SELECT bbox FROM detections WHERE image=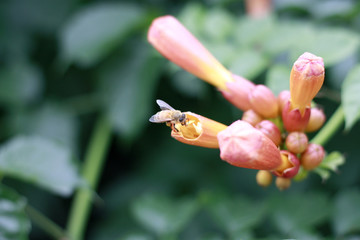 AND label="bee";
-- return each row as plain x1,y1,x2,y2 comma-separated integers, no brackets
149,99,187,131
